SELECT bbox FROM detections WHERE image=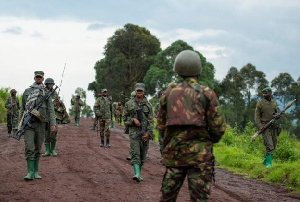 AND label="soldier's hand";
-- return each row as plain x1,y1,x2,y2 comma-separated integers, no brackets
142,133,149,142
273,113,280,119
132,118,141,127
50,125,56,132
